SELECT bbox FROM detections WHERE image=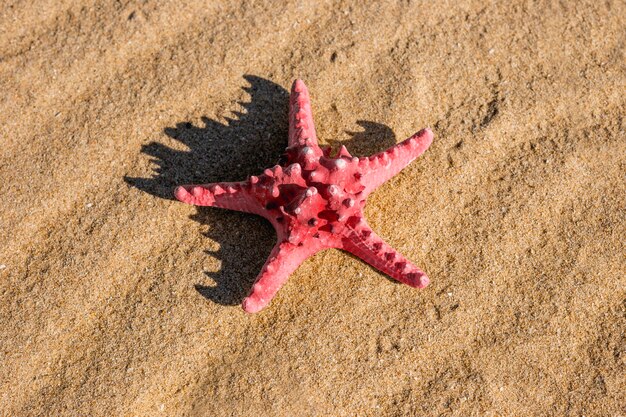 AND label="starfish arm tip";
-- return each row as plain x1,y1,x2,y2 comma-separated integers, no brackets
288,79,318,148
358,126,433,195
402,127,433,153
414,127,434,145
174,184,219,206
291,78,306,92
242,296,266,313
174,185,192,203
403,271,430,288
241,241,320,313
341,225,430,289
174,182,263,213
